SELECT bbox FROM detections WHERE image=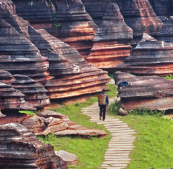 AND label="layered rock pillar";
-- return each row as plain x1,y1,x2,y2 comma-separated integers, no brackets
82,0,163,47
86,3,133,72
115,33,173,76
27,27,110,99
13,0,98,59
